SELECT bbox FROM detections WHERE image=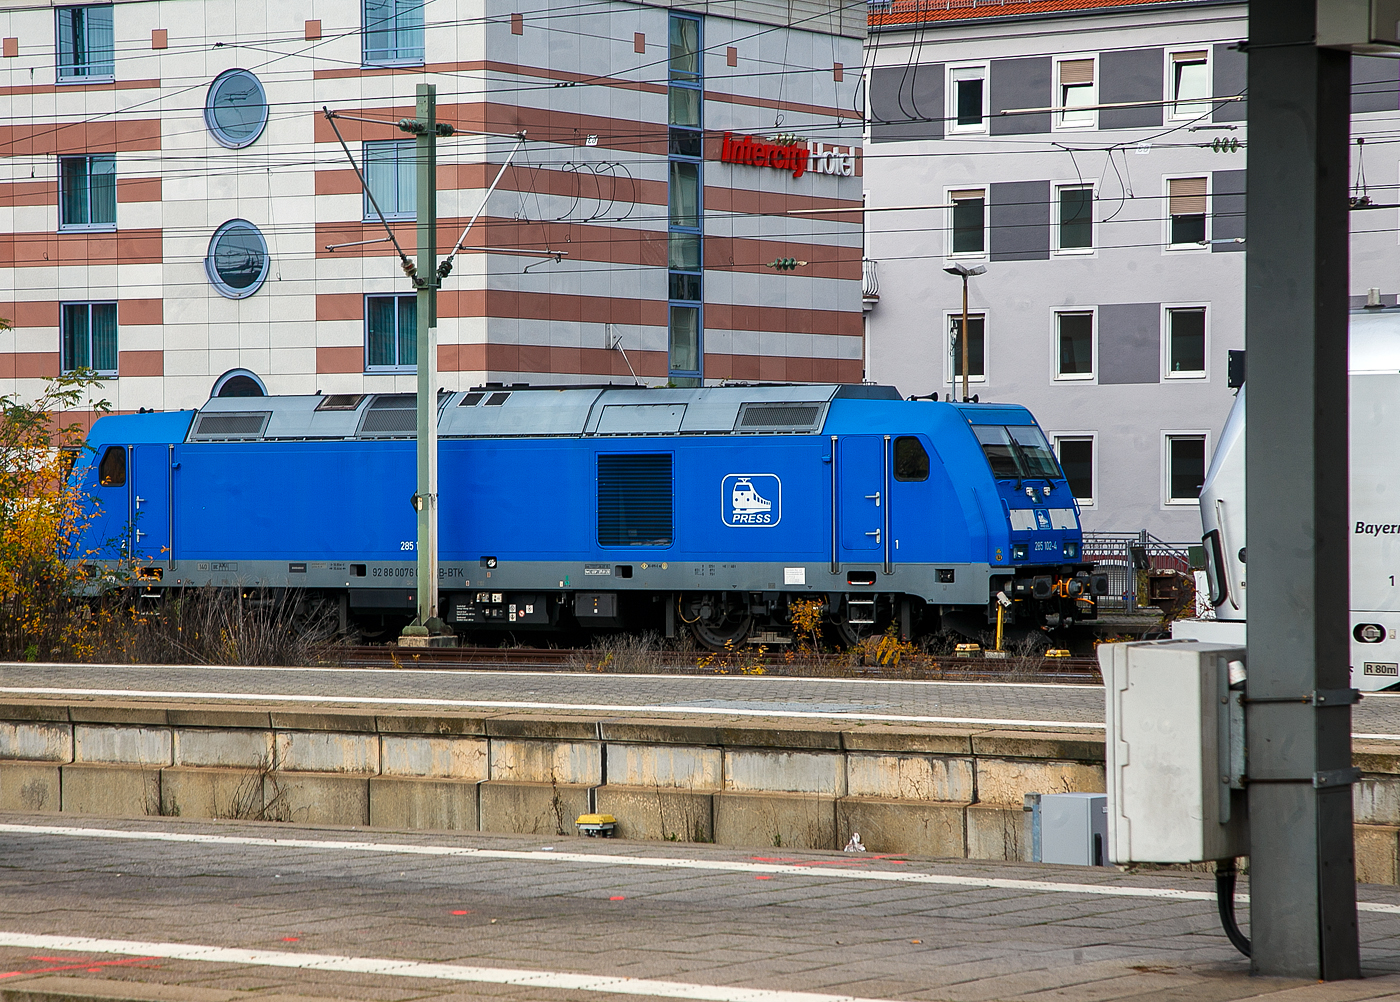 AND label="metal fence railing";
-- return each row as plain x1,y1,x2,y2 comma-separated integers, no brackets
1083,531,1197,614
